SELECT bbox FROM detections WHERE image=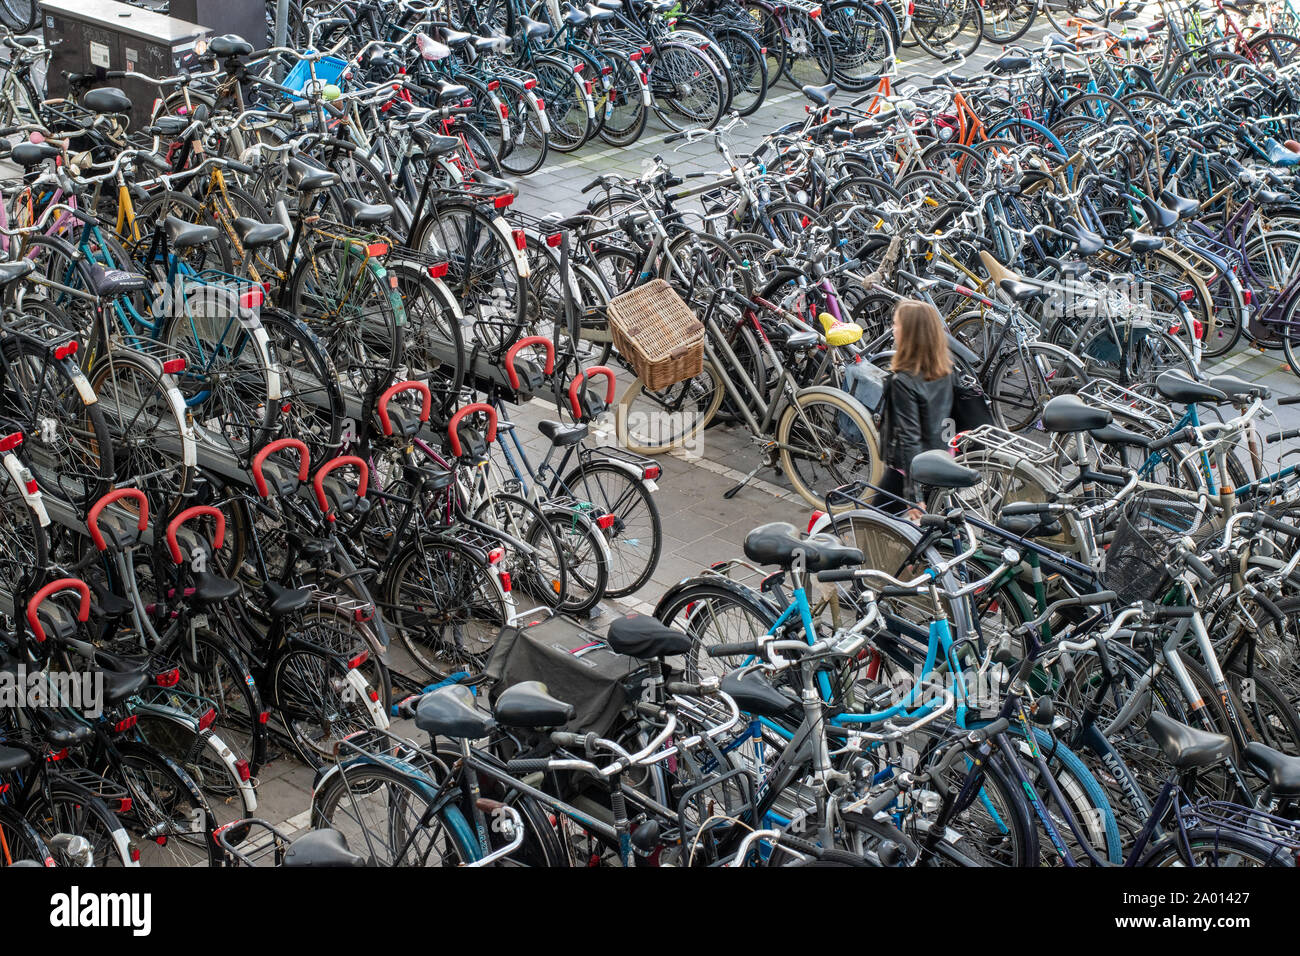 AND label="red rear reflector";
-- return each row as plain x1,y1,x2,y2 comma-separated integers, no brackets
198,708,216,731
0,432,21,452
24,479,37,494
807,509,826,532
488,547,504,565
643,464,660,480
512,228,527,250
48,748,67,761
500,103,509,118
495,193,515,208
368,689,380,702
366,242,389,257
347,650,369,670
1243,289,1253,304
114,715,138,733
547,232,562,247
809,5,821,14
239,288,263,309
629,51,641,61
488,80,500,90
428,262,449,278
156,667,180,687
130,847,141,862
524,78,537,89
259,710,270,724
500,572,512,592
236,759,251,782
596,513,615,530
161,358,186,375
54,341,77,360
1179,288,1195,302
1192,318,1204,339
